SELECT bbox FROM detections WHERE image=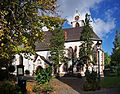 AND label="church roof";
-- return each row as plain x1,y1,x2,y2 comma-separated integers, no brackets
35,27,101,51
